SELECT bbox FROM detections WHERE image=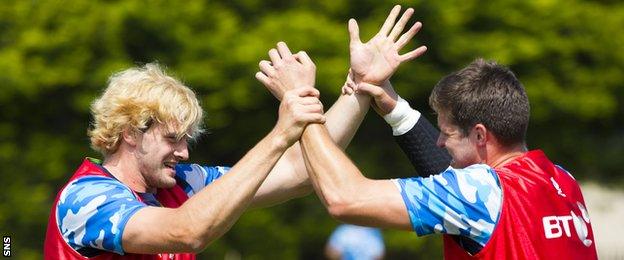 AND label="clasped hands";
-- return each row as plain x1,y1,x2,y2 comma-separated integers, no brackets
255,5,427,145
